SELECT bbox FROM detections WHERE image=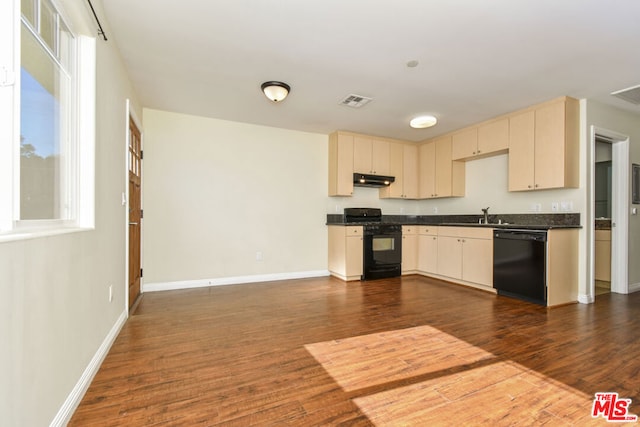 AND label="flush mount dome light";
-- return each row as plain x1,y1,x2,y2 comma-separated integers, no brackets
261,81,291,102
410,115,438,129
